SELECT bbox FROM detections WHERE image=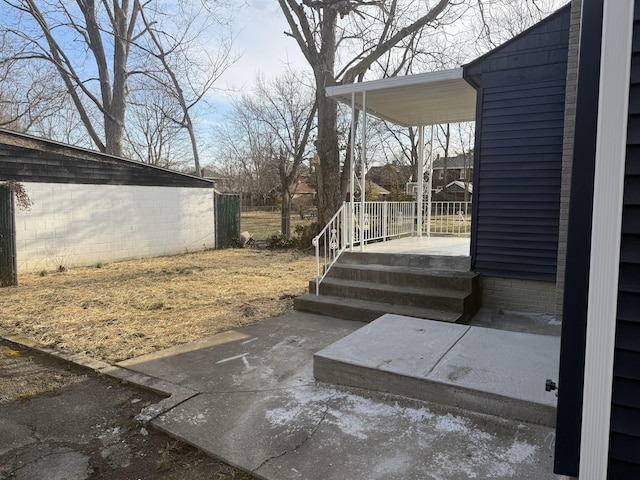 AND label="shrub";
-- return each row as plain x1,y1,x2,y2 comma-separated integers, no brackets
265,233,299,249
